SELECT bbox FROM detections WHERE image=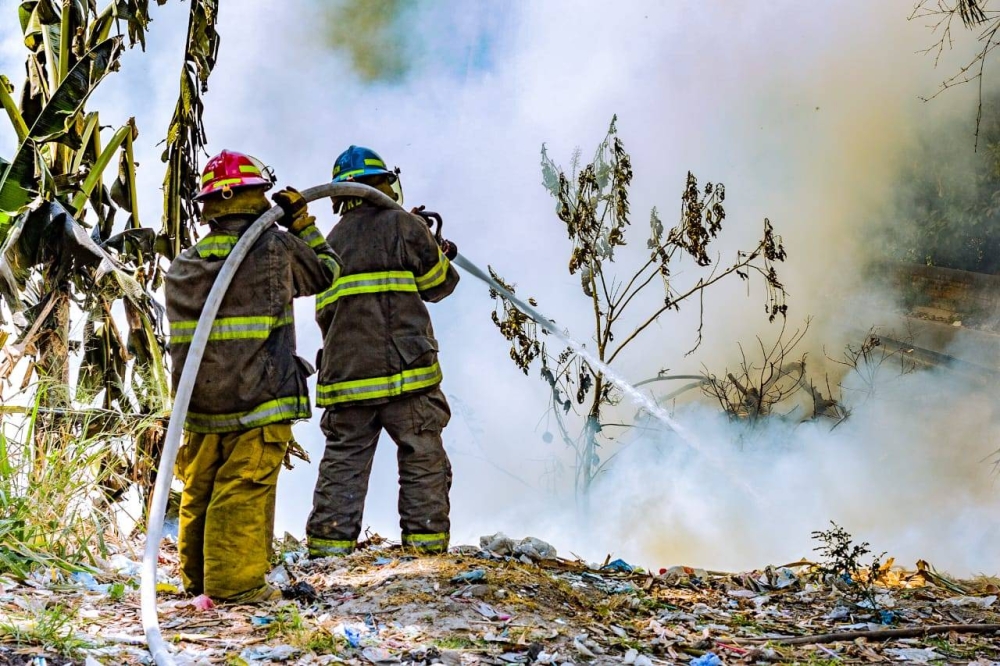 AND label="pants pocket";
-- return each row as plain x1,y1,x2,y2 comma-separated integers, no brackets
236,428,289,485
412,389,452,433
174,433,202,484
